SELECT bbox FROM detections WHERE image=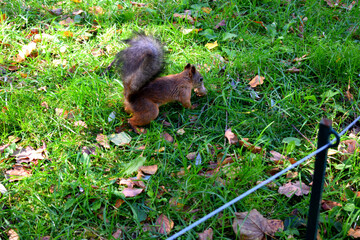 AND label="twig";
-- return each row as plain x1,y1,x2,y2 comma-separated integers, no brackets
292,124,315,149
